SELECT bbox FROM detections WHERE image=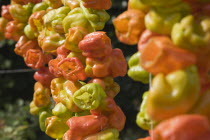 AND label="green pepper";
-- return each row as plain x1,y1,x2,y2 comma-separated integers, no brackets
62,4,110,33
172,15,210,51
146,66,200,121
128,52,149,84
136,92,157,130
73,83,107,110
145,2,190,34
39,111,52,131
52,103,73,118
32,2,49,13
24,24,36,39
83,128,120,140
9,3,34,23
